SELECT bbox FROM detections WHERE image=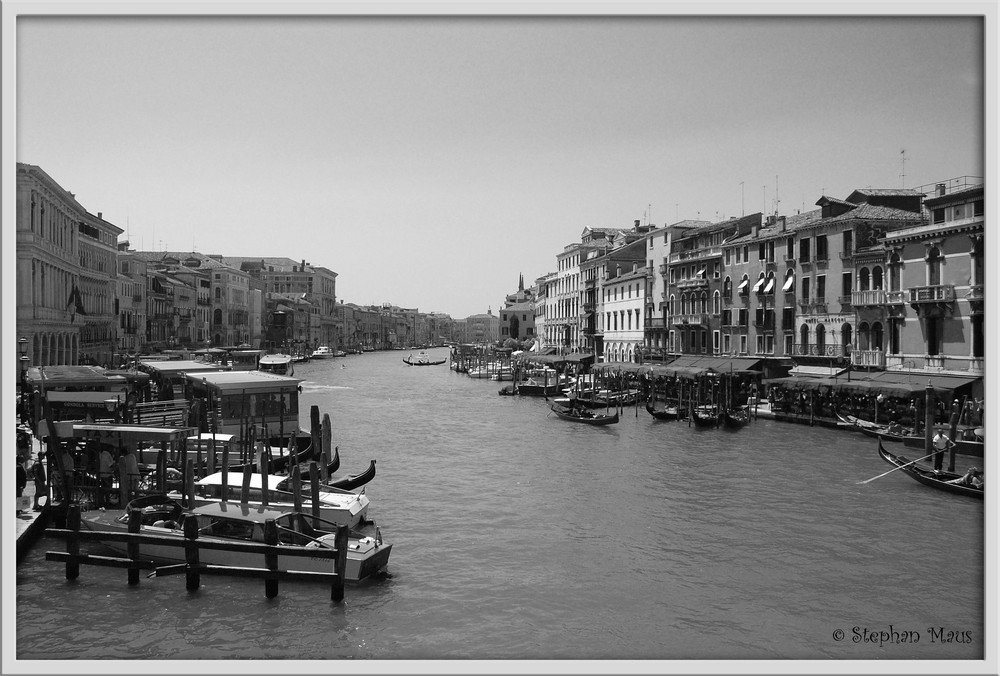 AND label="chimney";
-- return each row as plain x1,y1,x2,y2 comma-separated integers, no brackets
778,215,787,232
634,219,640,228
936,183,946,197
97,212,102,220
